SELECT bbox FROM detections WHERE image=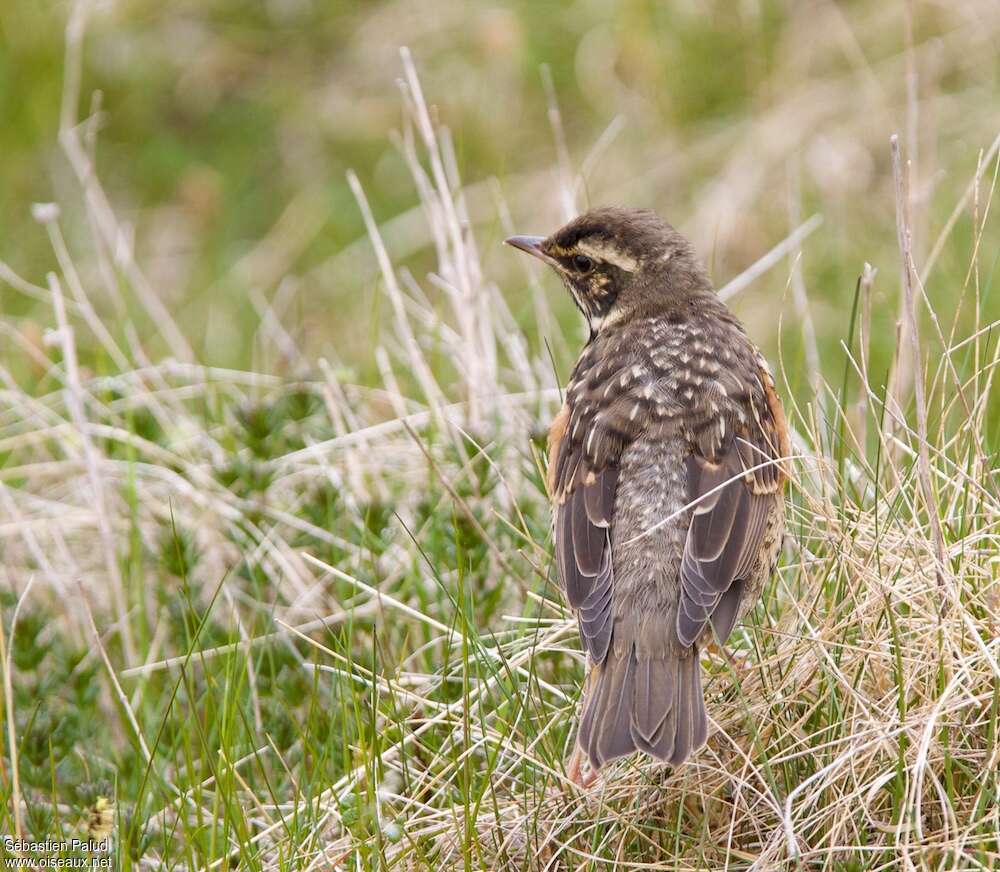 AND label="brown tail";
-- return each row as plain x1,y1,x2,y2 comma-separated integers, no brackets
576,644,708,771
